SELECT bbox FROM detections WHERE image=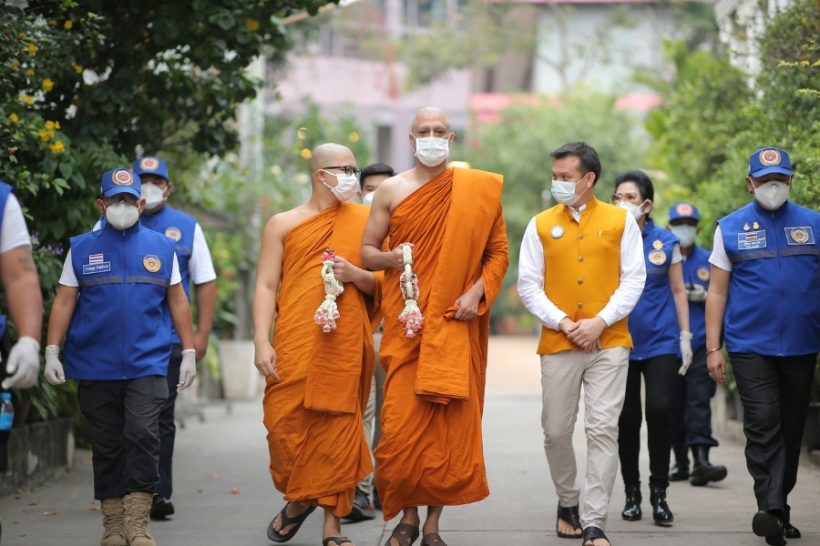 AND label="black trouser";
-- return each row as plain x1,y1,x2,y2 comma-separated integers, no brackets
78,375,168,500
619,353,679,489
730,352,817,514
157,344,182,499
0,332,12,474
671,347,719,448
